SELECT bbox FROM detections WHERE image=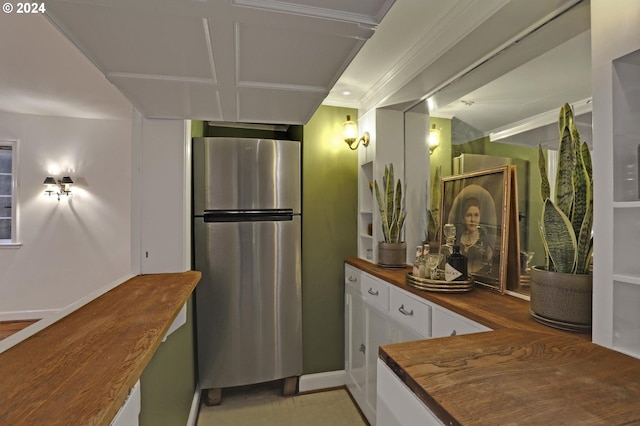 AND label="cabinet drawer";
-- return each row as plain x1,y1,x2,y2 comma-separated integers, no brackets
345,265,360,288
362,274,389,311
432,306,491,338
389,288,430,337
